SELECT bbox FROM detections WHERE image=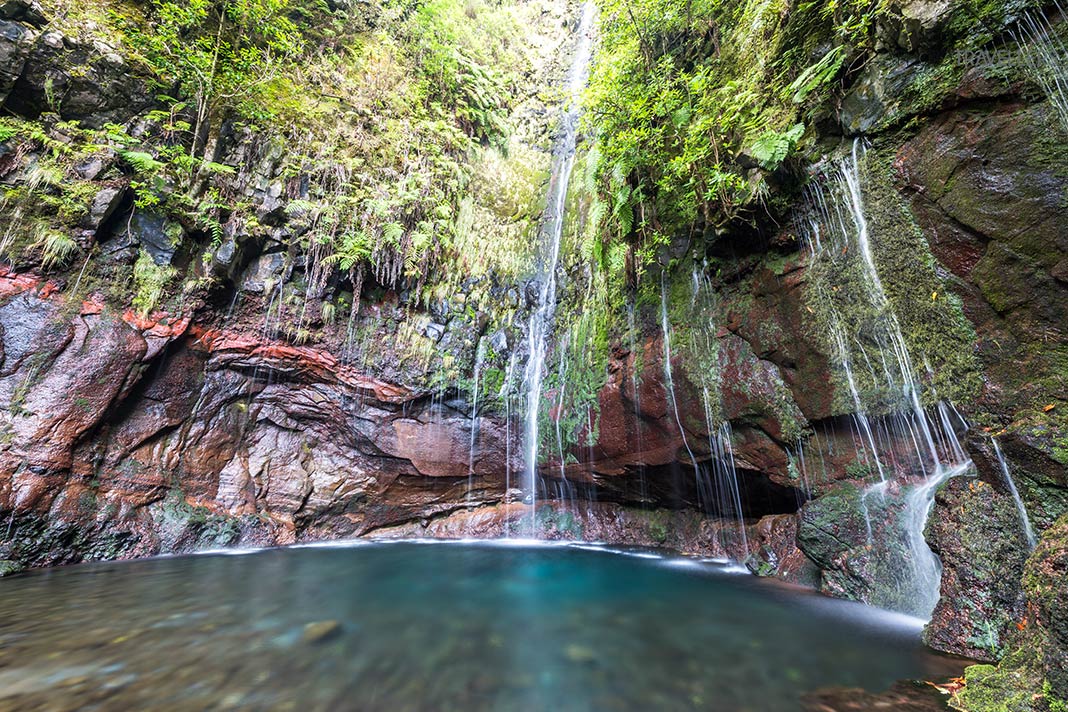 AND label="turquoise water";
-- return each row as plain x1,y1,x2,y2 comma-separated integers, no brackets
0,542,959,711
